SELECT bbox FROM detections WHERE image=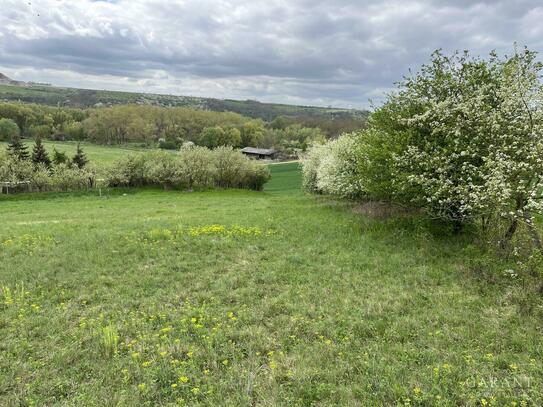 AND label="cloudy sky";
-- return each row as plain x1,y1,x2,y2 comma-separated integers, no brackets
1,0,542,108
